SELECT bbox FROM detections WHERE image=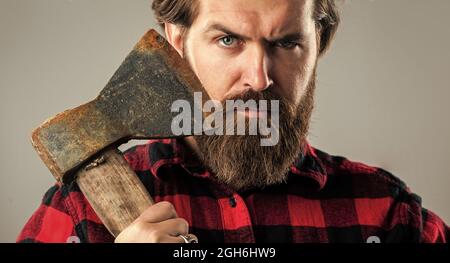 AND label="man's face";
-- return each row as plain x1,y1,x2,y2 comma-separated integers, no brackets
184,0,318,107
167,0,319,191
